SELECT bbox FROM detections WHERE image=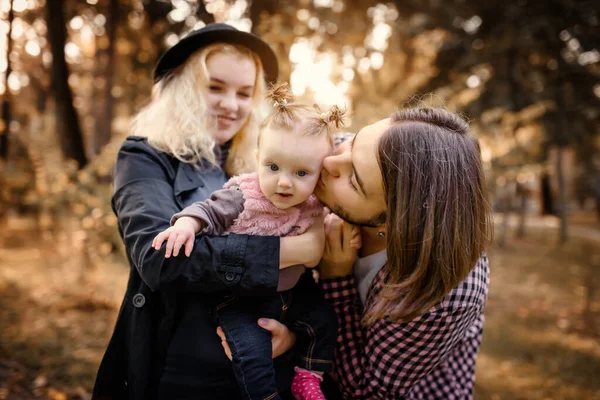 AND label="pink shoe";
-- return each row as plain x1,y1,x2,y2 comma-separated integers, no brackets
291,367,326,400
